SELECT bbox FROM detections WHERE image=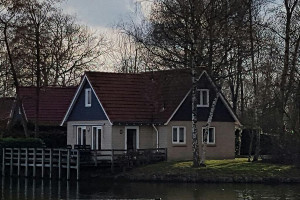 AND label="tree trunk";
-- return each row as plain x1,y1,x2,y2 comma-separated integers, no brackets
253,129,261,161
248,130,254,162
16,96,29,137
237,128,242,156
191,59,200,167
34,25,41,137
2,21,28,137
200,93,220,166
249,0,260,160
